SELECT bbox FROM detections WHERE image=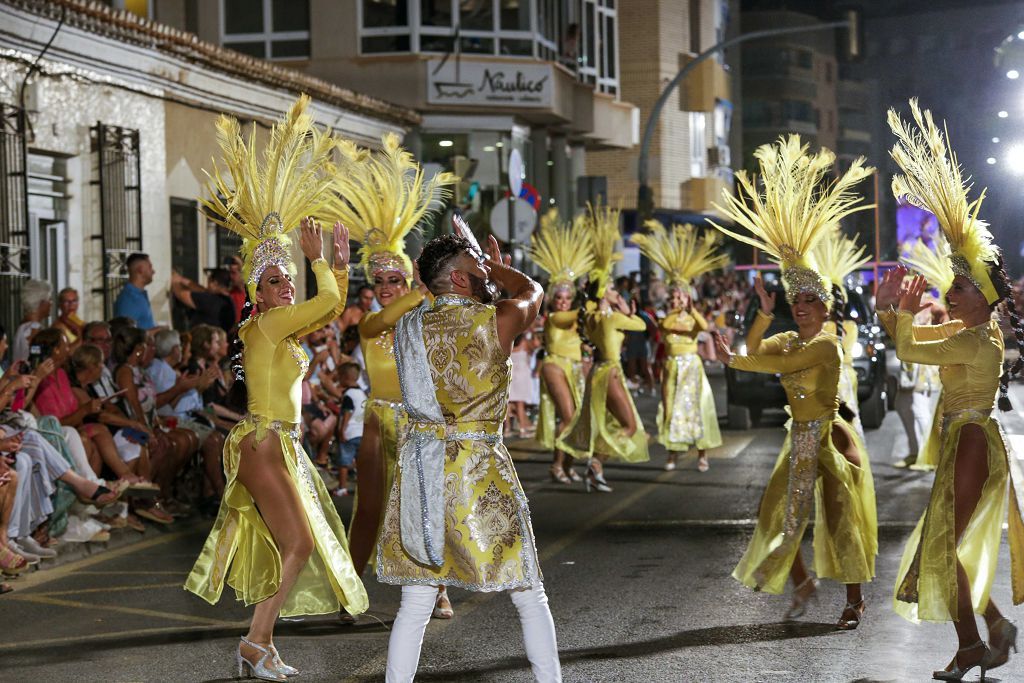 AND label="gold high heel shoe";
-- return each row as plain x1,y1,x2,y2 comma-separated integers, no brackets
784,577,818,620
986,617,1018,669
835,598,866,631
933,640,989,681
